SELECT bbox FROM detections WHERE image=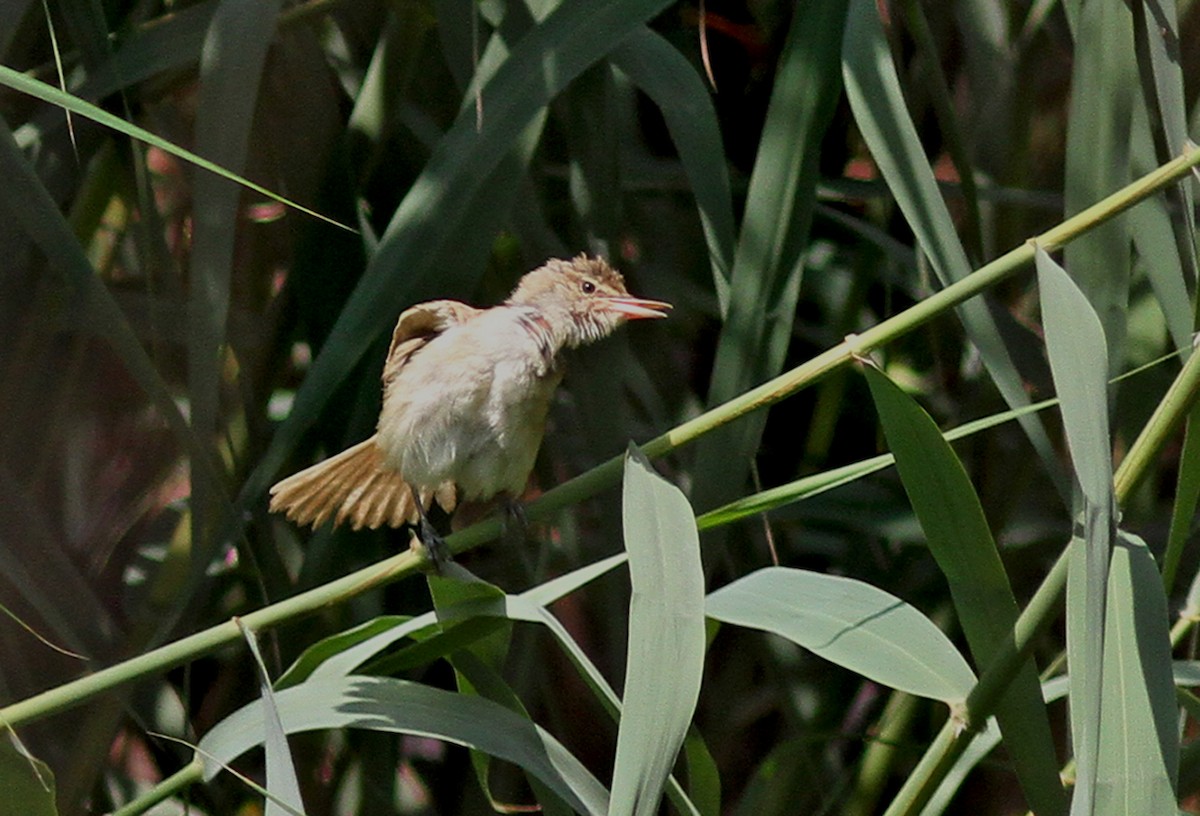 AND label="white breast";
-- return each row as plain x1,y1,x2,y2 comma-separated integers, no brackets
376,307,563,500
